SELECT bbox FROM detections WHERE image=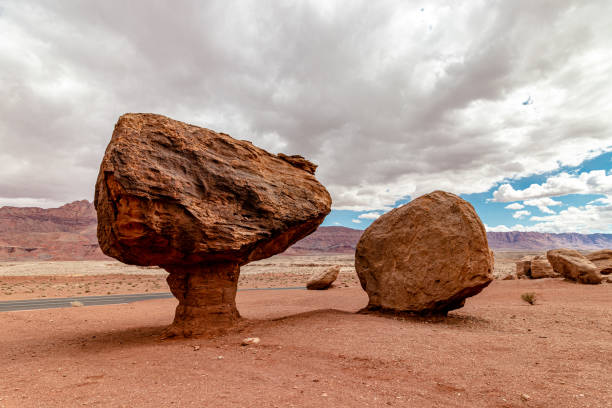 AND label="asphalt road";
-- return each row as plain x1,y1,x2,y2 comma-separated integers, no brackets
0,286,306,312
